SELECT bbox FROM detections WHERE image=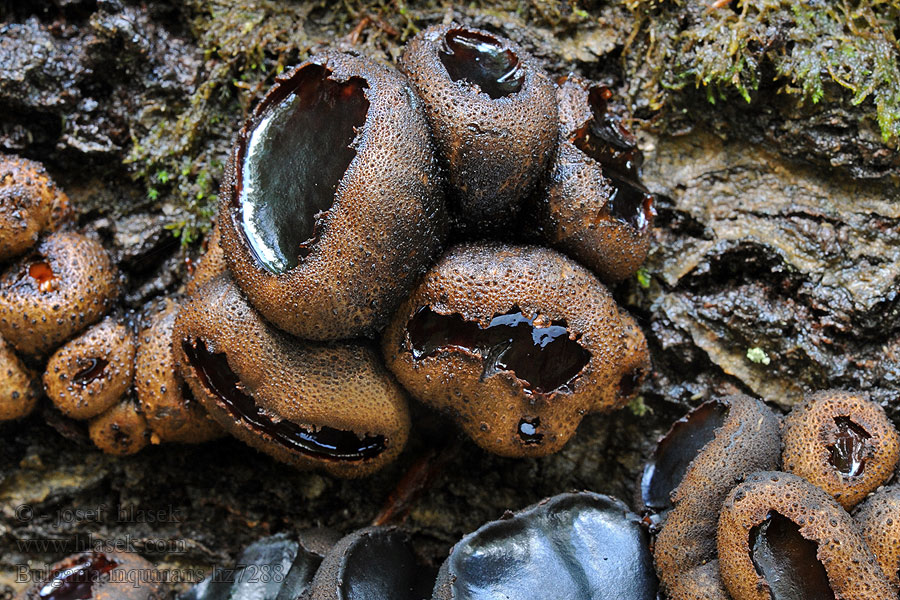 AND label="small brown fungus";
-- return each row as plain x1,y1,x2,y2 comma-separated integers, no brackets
0,334,40,421
43,316,135,420
0,154,71,263
218,51,445,340
382,242,649,457
174,275,410,478
718,471,894,600
184,222,227,298
400,24,557,231
854,484,900,591
535,75,655,283
782,389,900,509
134,297,222,444
646,395,781,600
17,551,165,600
87,396,150,456
0,231,119,356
